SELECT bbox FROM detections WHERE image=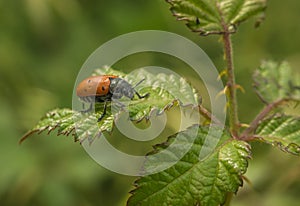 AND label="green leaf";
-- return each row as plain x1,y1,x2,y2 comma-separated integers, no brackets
166,0,267,35
127,126,251,206
21,67,200,143
253,60,300,104
255,115,300,156
19,108,113,143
